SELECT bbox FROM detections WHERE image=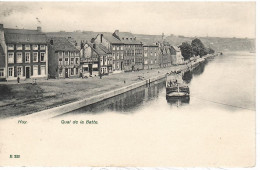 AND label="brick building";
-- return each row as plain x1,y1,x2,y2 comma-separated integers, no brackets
112,30,143,71
94,33,124,72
